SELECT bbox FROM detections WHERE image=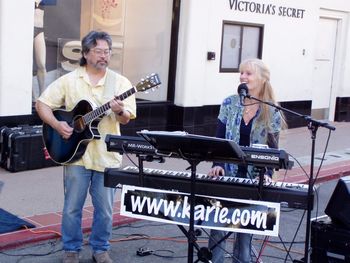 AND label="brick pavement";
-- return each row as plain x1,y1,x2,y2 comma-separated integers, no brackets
1,122,349,251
